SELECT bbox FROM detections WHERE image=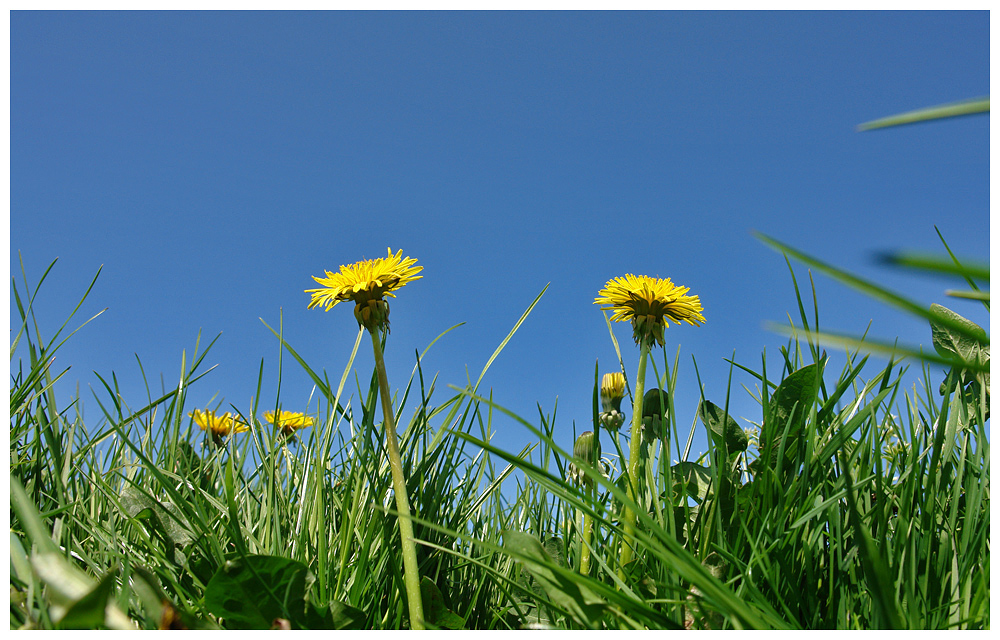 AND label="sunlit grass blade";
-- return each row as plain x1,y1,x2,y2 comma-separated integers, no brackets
945,289,990,301
857,96,989,131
